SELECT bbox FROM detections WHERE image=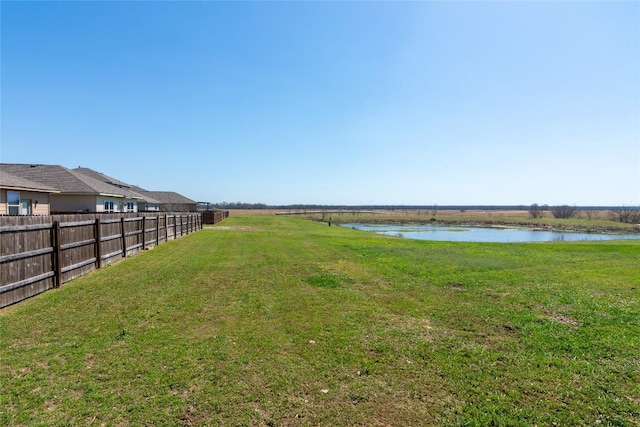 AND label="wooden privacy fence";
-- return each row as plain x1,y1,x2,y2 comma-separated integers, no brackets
0,213,204,308
202,210,230,224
